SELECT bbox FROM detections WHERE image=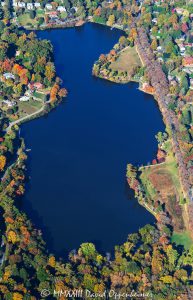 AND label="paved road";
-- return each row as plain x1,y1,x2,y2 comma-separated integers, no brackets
6,101,50,133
